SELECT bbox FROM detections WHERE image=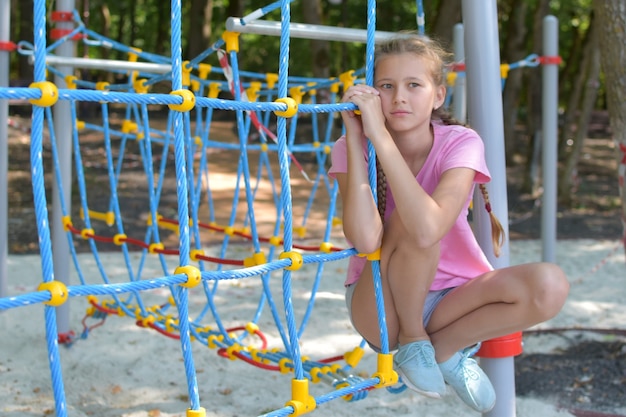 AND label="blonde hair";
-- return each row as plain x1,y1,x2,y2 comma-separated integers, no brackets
374,34,505,257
